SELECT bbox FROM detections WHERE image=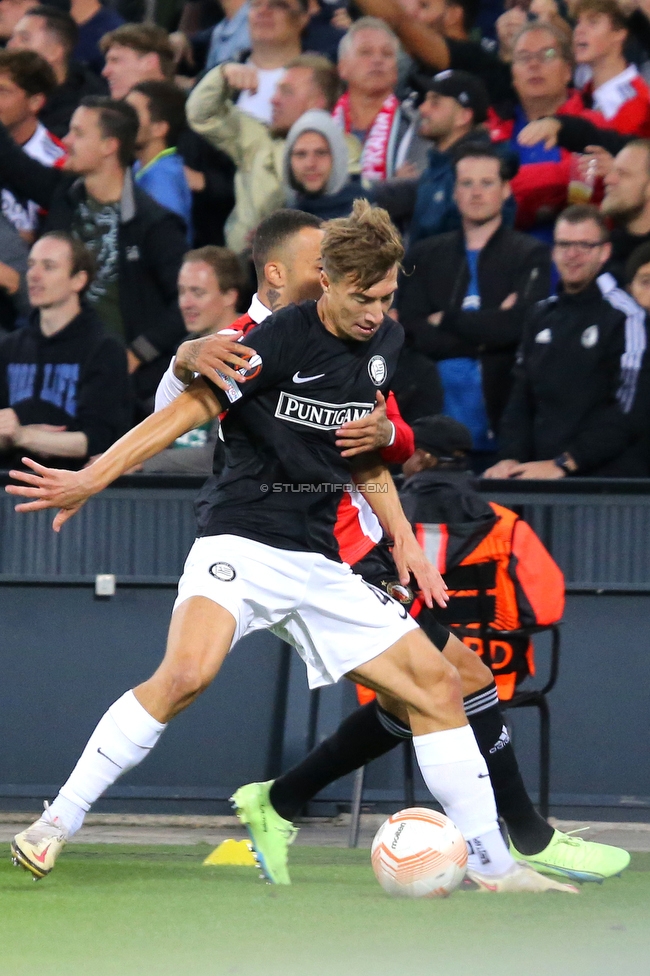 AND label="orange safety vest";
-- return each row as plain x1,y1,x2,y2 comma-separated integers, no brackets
356,503,564,706
415,503,564,700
